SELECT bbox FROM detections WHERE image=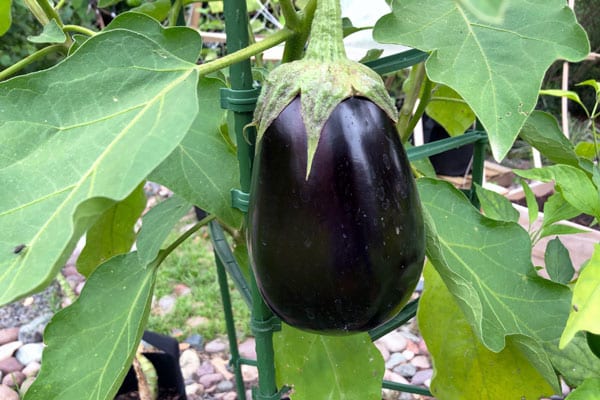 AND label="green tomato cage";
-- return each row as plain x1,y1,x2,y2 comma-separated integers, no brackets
210,0,488,398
